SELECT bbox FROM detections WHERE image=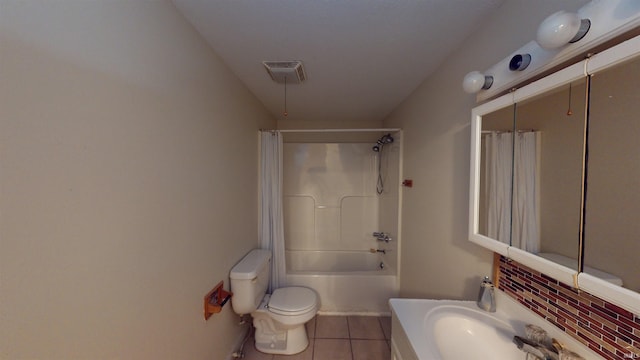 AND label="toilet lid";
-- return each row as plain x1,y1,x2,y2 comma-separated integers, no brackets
268,287,317,315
